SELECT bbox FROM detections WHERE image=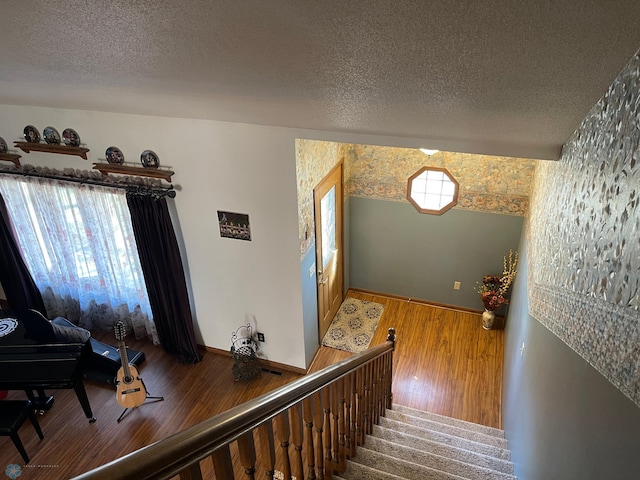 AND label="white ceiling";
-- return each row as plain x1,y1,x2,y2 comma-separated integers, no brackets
2,1,640,160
